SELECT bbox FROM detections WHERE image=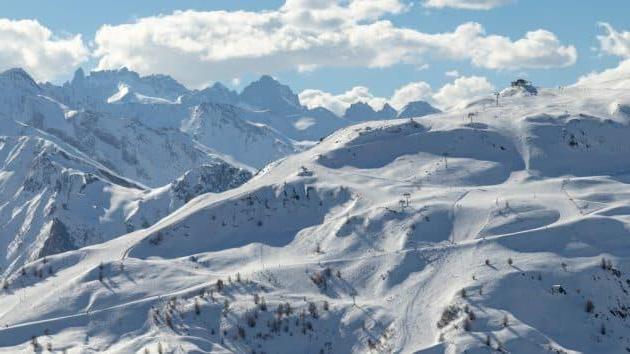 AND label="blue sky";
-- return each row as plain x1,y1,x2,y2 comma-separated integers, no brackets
1,0,629,111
